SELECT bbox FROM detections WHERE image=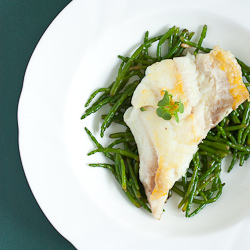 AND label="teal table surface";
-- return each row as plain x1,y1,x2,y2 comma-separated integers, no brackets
0,1,76,249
